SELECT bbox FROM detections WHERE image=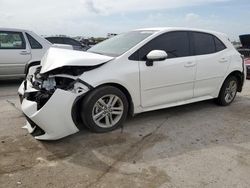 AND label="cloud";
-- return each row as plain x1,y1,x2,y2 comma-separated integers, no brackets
84,0,230,14
0,0,232,36
185,13,201,22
